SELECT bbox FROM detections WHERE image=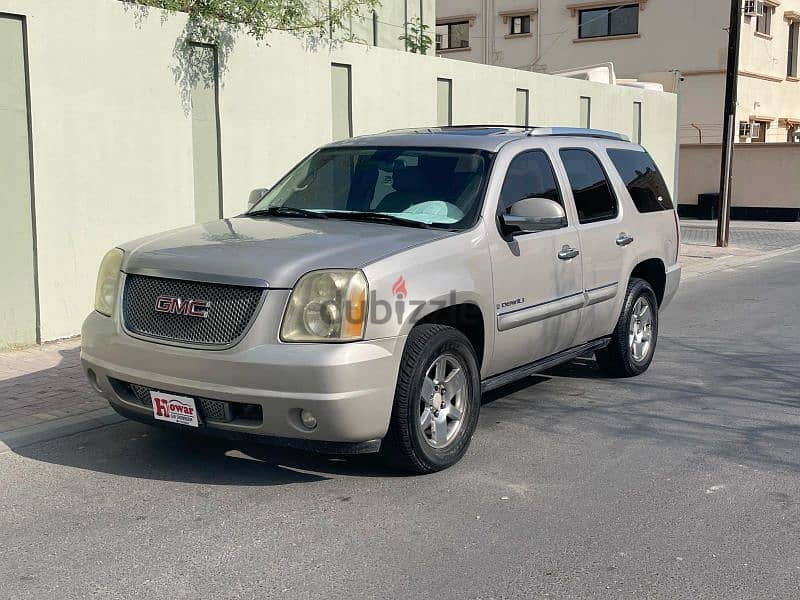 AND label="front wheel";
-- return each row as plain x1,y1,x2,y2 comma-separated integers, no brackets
381,324,481,474
595,278,659,378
